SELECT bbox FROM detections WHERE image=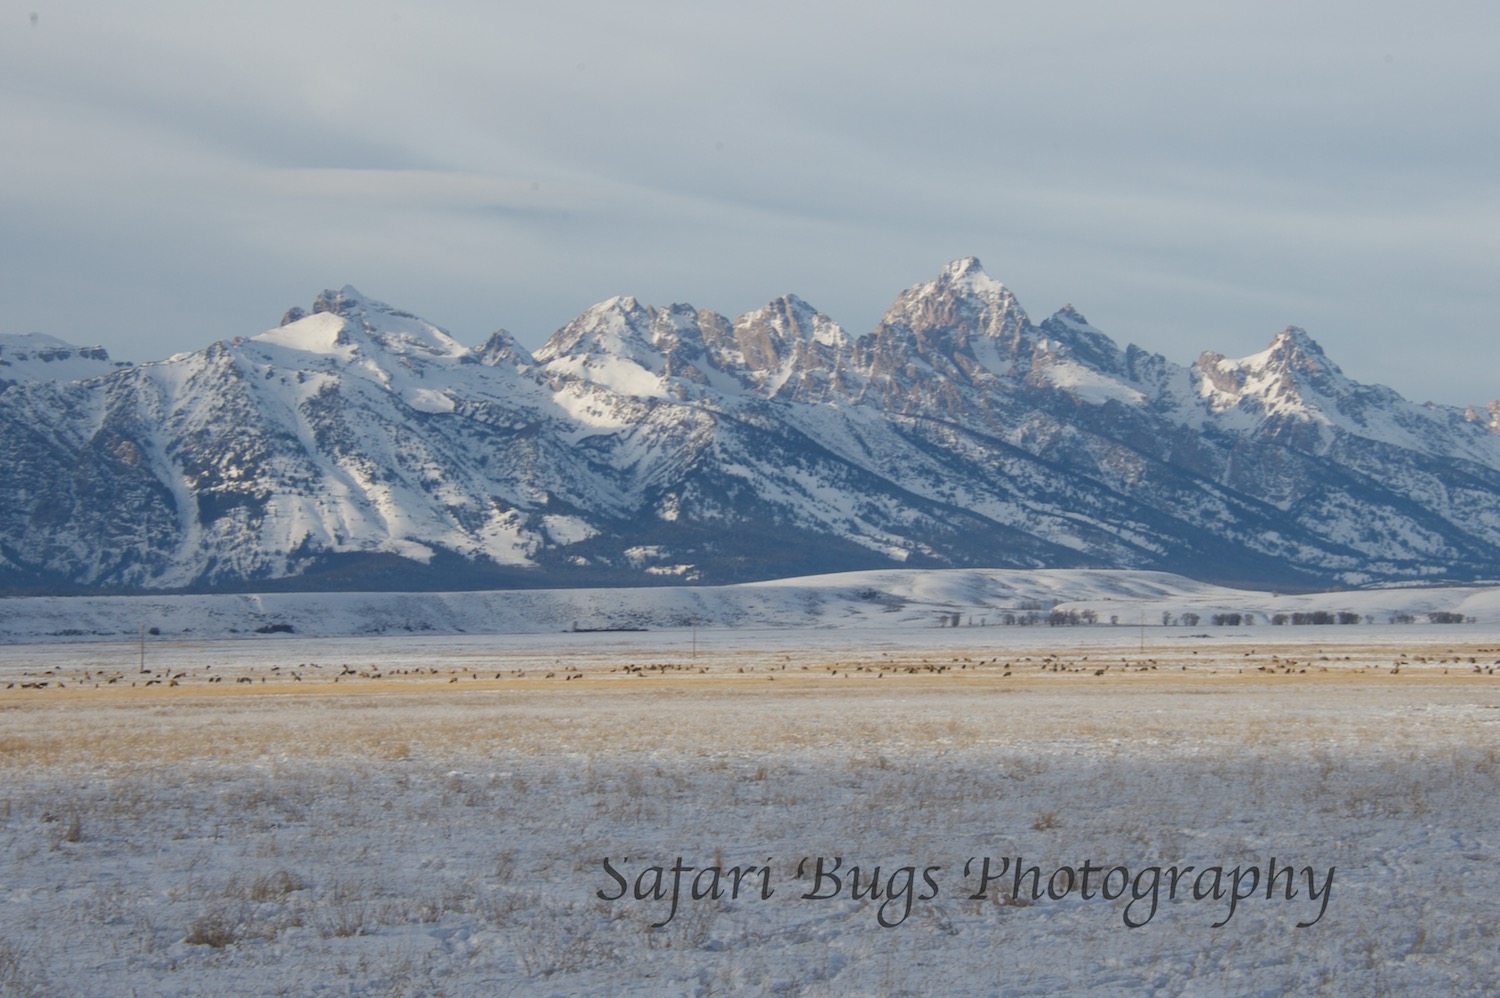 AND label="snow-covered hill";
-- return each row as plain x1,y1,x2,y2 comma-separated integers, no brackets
2,568,1496,644
0,332,126,383
3,262,1499,593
